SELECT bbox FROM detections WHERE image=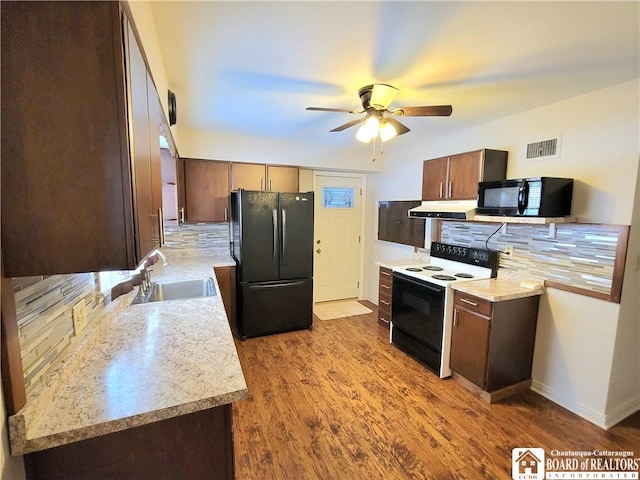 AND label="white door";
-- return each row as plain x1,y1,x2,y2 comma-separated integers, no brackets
313,174,364,302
